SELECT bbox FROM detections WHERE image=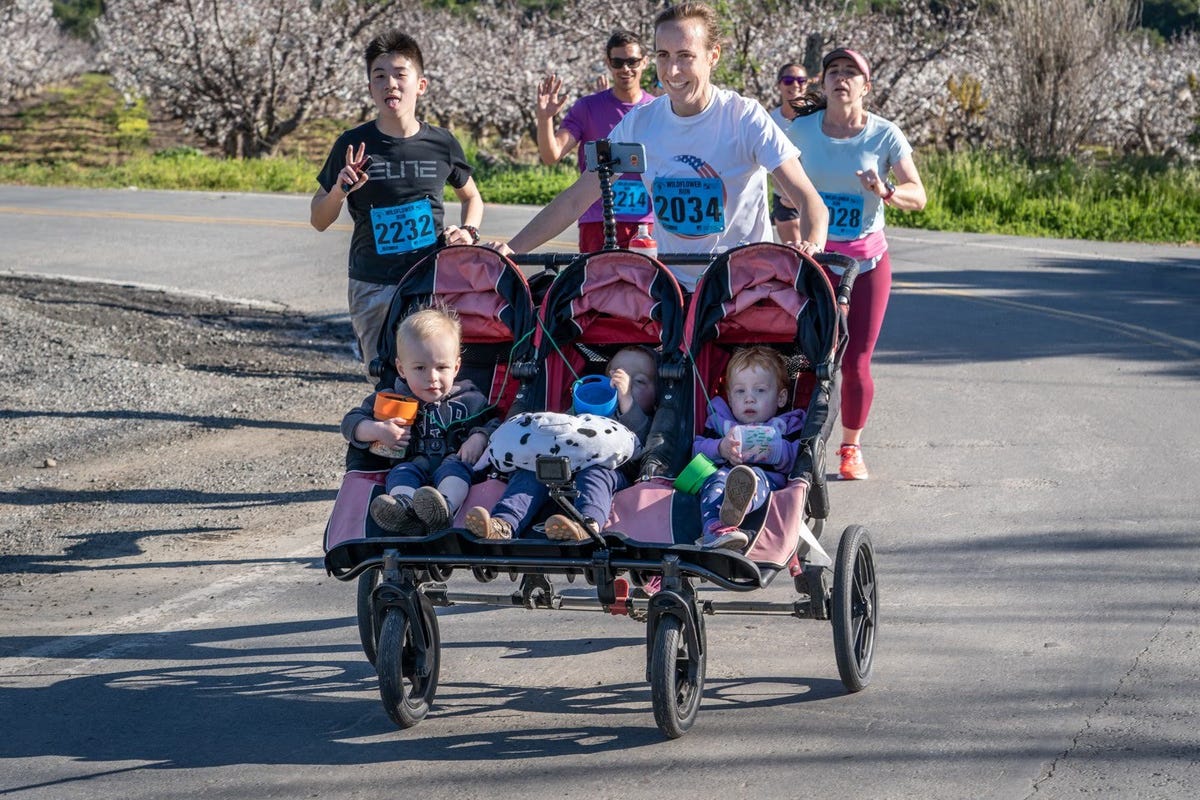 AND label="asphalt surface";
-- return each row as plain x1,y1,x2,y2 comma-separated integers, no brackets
1,185,1198,799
